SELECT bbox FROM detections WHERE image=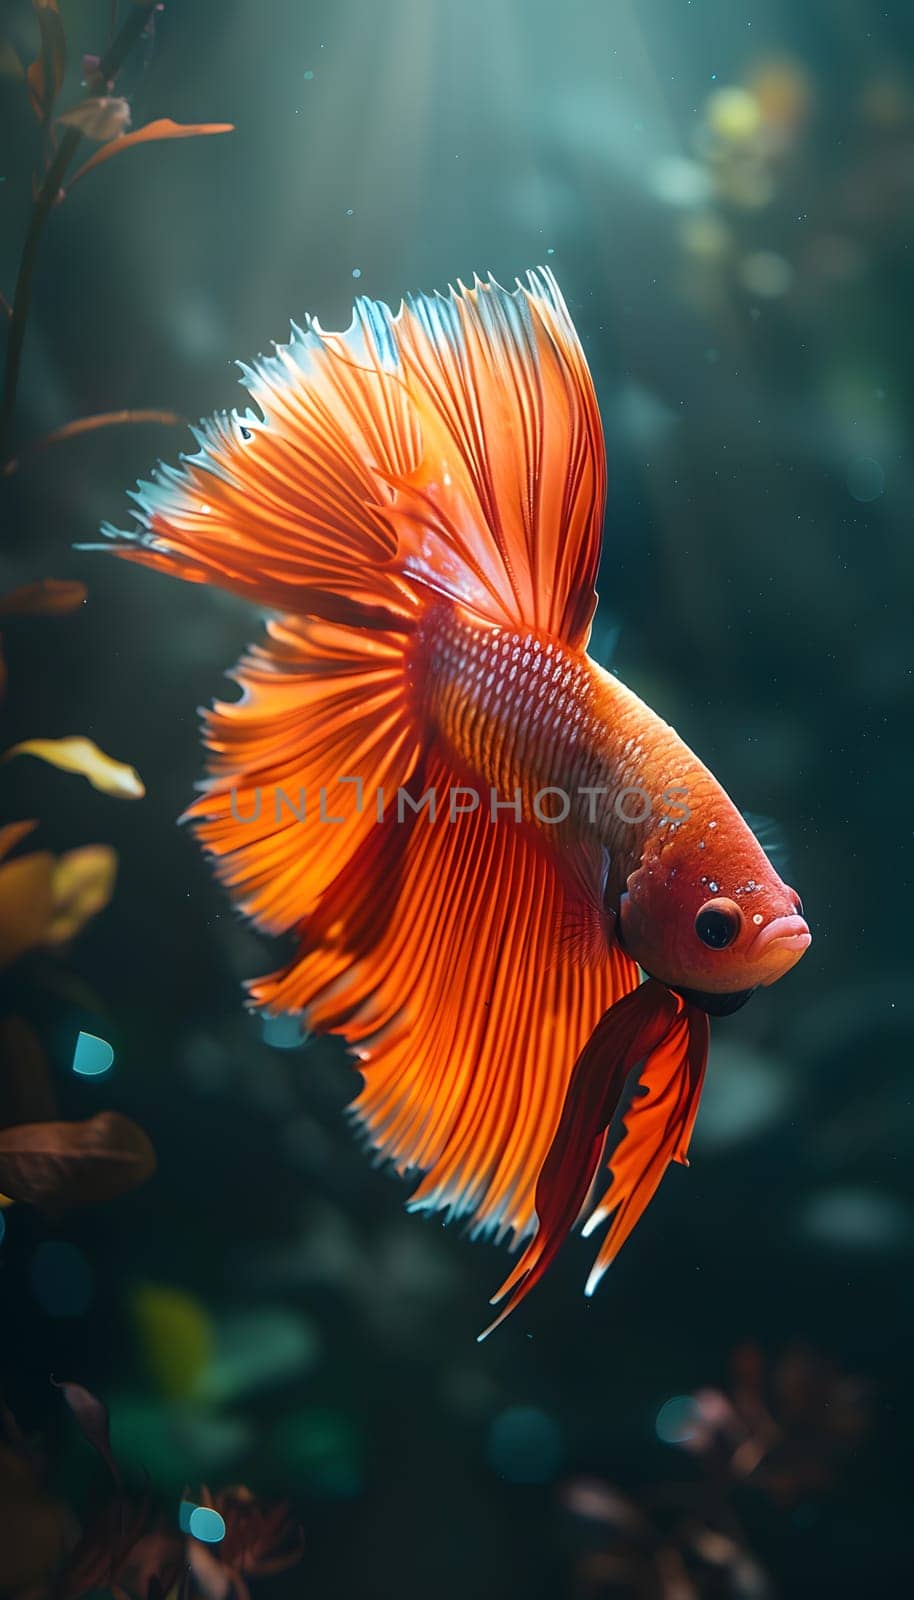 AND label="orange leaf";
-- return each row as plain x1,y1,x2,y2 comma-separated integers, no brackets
0,579,87,616
3,410,184,476
0,821,39,862
68,118,234,188
0,1111,156,1211
26,0,66,125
